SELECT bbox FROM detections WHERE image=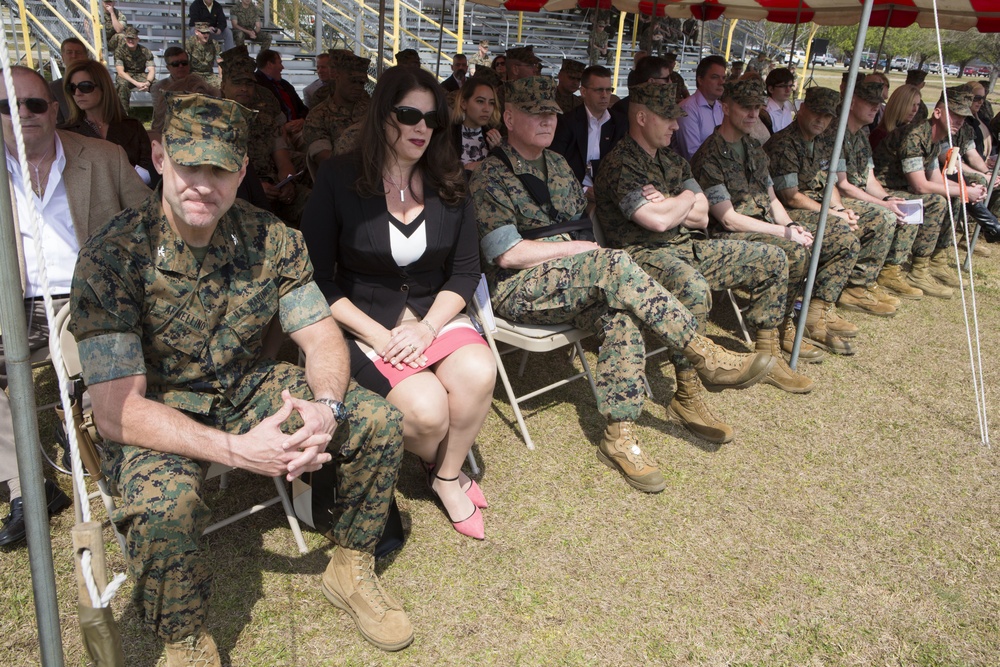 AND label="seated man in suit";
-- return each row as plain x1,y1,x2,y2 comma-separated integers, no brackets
471,77,775,494
441,53,468,92
550,65,627,205
0,66,149,547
